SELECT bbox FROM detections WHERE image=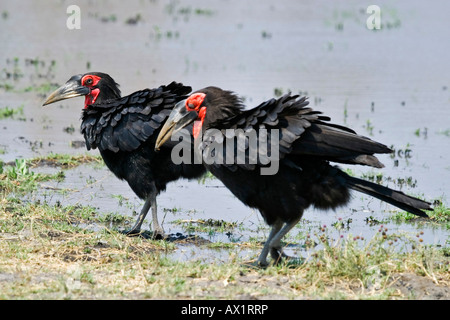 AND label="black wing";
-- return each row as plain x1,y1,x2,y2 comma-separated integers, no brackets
201,93,392,171
81,82,191,152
